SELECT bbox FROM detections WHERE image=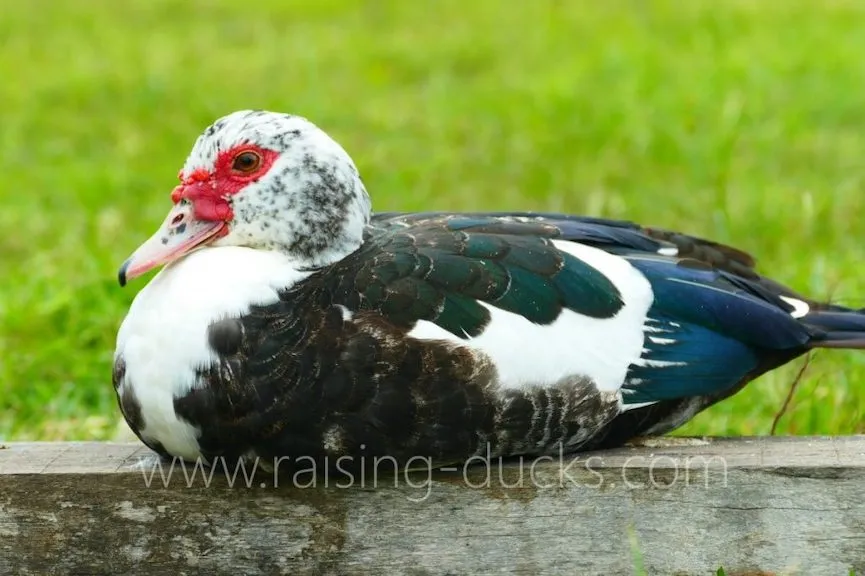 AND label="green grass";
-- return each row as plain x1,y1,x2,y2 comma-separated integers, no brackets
2,0,865,441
